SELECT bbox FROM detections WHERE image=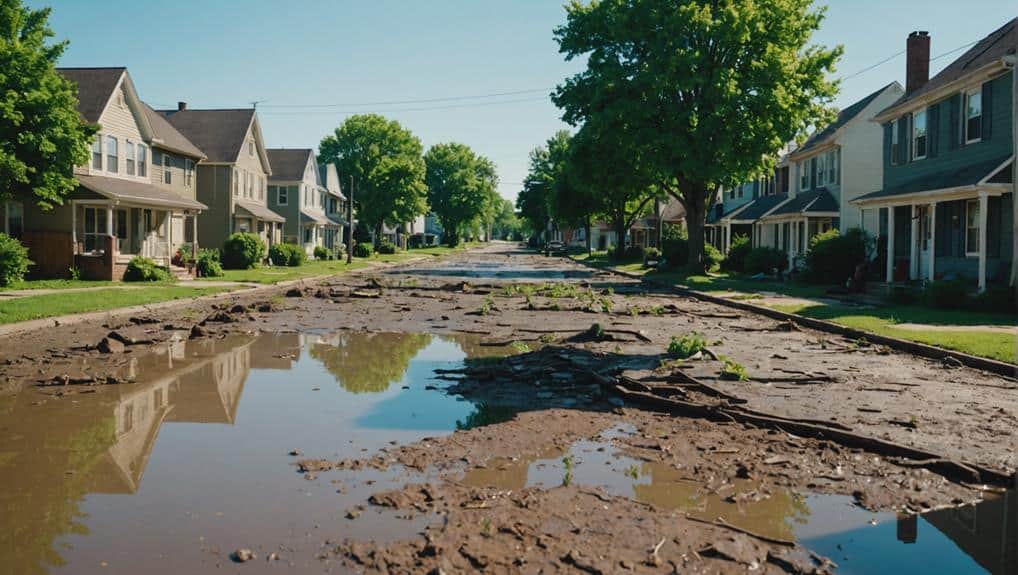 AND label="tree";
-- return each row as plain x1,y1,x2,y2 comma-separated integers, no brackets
319,114,427,247
490,197,522,240
553,0,840,269
0,0,97,209
516,147,554,243
425,143,499,246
